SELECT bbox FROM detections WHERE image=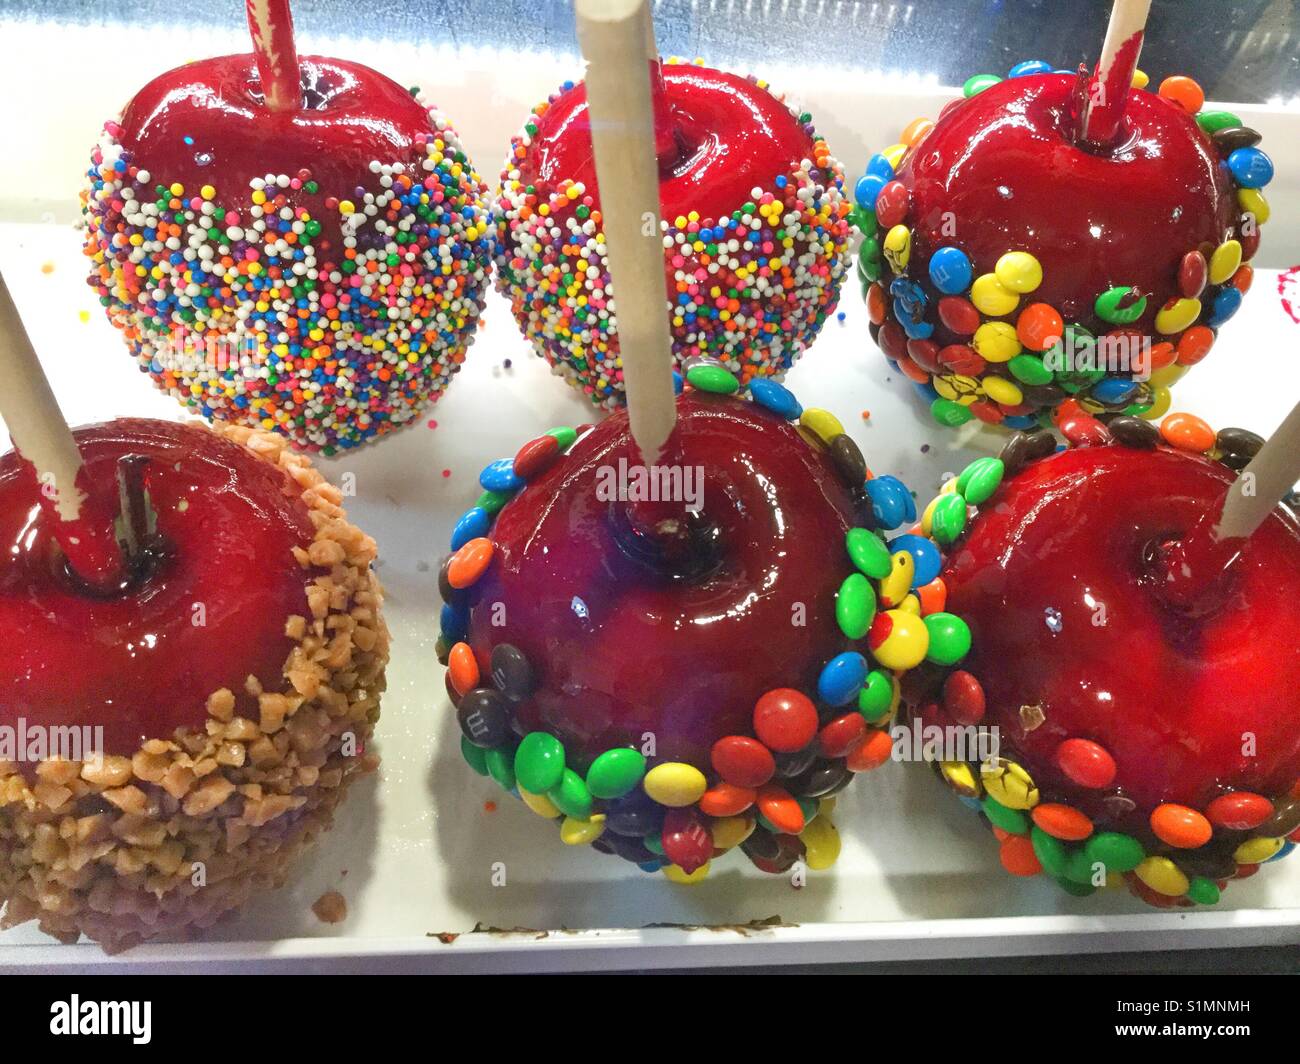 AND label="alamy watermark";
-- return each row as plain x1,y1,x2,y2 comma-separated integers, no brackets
595,458,704,513
155,324,260,374
1043,329,1153,382
0,719,104,765
889,717,1001,764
